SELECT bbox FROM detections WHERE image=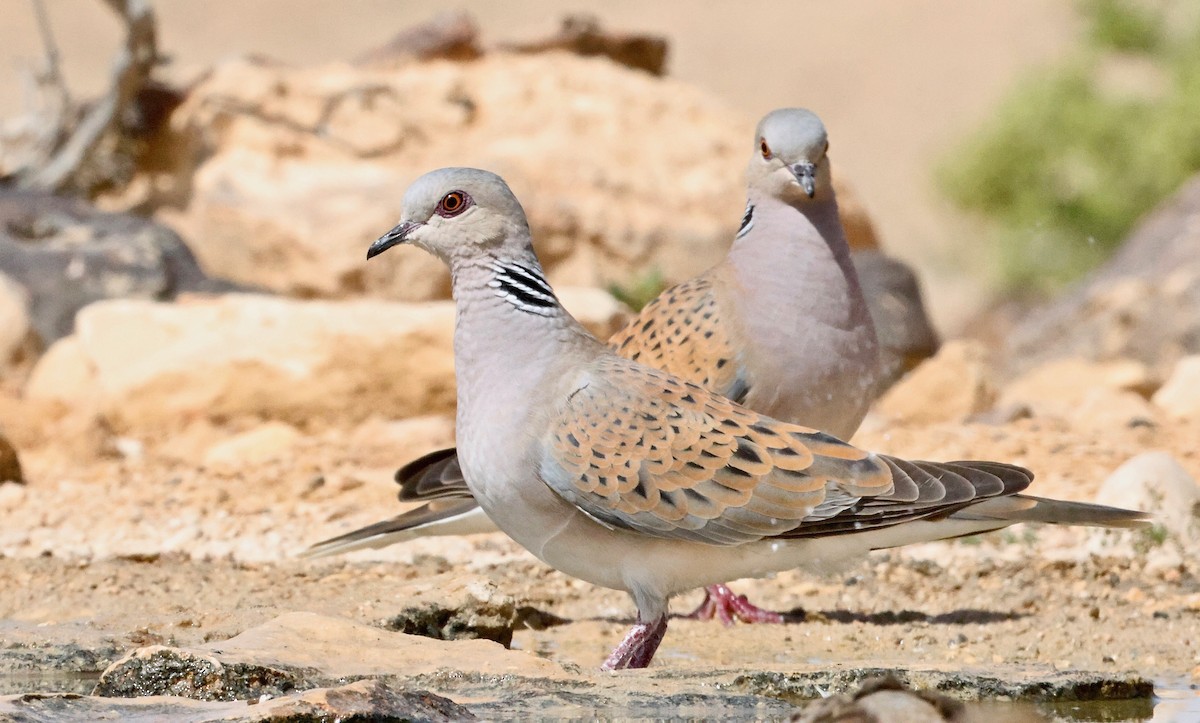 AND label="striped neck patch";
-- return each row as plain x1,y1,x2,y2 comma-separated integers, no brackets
488,261,558,316
735,203,755,239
